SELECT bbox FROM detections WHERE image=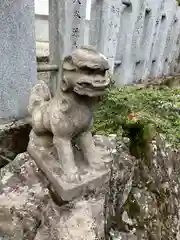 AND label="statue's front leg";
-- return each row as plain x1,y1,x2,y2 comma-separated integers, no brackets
78,131,104,170
53,135,80,182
